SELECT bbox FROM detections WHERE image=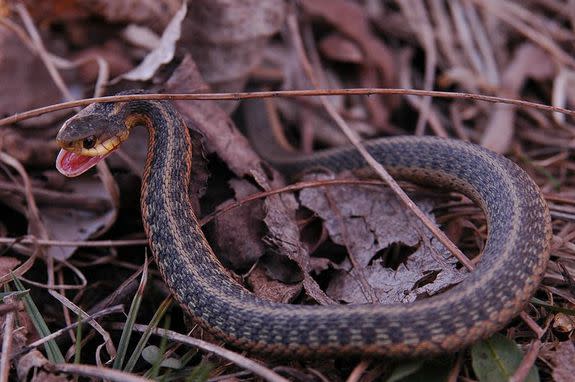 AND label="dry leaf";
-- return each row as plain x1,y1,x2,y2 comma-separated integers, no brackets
77,0,182,32
72,41,133,84
122,24,161,50
247,263,302,303
300,0,396,87
300,174,465,304
116,1,187,82
16,350,50,382
0,26,61,121
181,0,286,94
40,174,116,261
551,341,575,382
0,128,60,167
552,312,575,333
213,179,266,270
481,43,555,153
